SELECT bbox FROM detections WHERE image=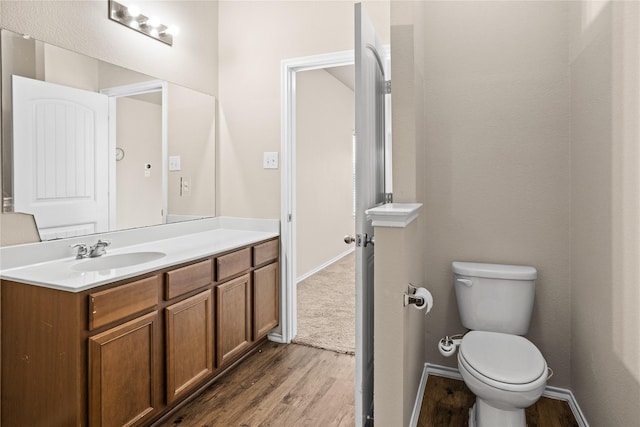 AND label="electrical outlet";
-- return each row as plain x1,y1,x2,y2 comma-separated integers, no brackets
263,152,279,169
180,177,191,196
